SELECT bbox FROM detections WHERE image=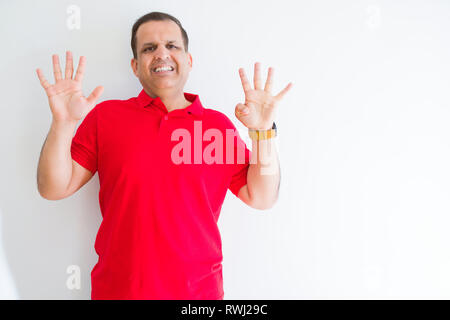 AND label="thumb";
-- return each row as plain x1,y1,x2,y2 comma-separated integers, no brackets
86,85,104,106
235,103,250,117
